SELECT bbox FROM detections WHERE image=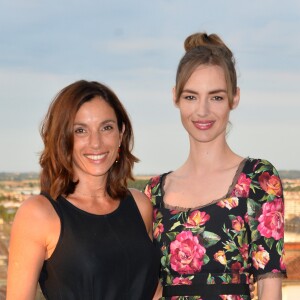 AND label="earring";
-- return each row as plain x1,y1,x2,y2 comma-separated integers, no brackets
115,146,121,163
